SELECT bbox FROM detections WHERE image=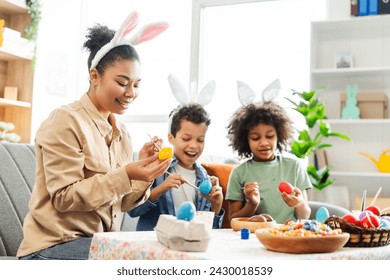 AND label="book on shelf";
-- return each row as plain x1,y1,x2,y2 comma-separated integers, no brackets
358,0,368,16
379,0,390,14
368,0,378,15
351,0,358,16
